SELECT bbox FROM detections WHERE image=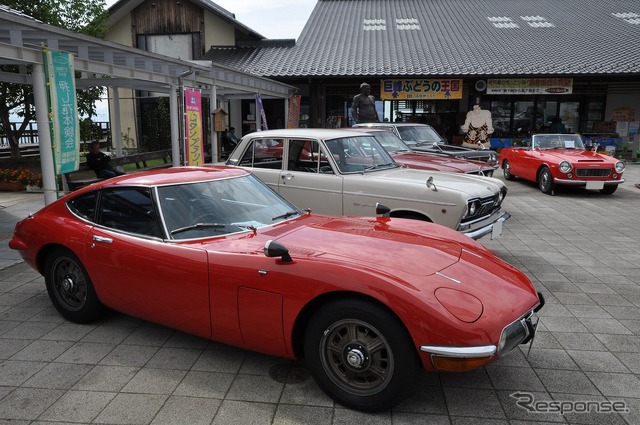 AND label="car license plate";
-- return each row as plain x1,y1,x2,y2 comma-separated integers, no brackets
491,219,503,239
586,181,604,190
